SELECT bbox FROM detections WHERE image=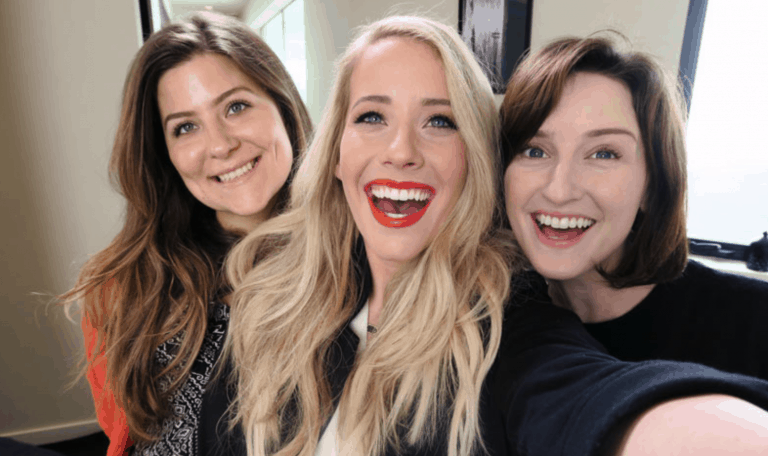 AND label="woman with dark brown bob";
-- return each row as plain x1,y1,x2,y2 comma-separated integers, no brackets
60,12,311,456
501,35,768,453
